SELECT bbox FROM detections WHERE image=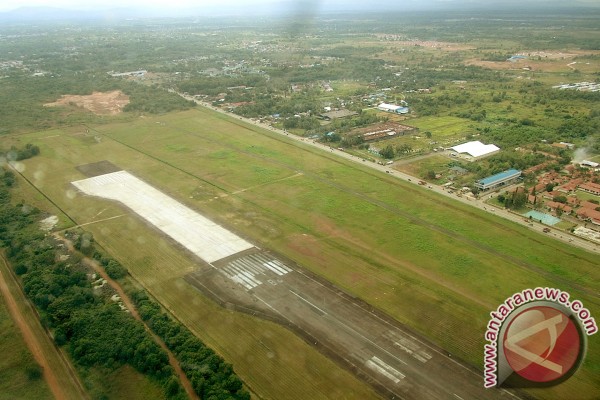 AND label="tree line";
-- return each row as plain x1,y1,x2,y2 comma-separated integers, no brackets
0,151,249,399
